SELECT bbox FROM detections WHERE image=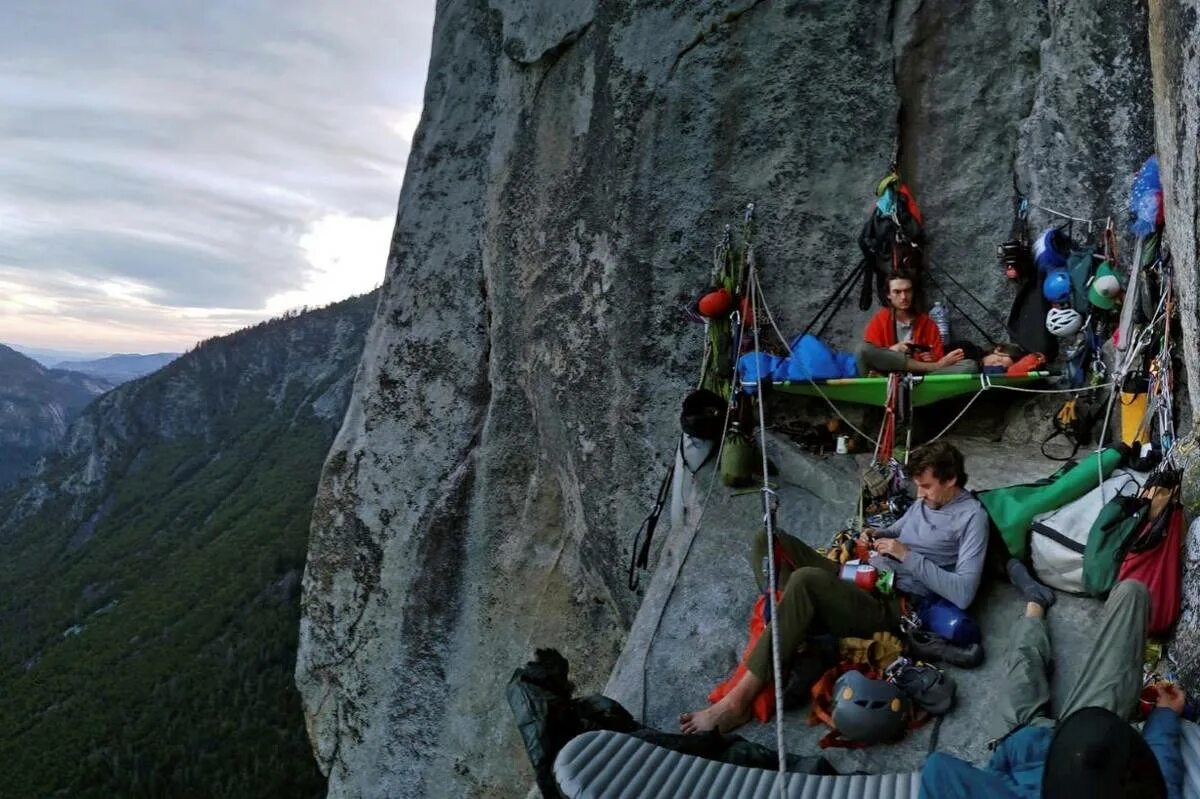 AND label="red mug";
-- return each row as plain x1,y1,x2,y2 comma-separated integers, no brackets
1139,685,1159,719
855,564,878,592
855,538,871,563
